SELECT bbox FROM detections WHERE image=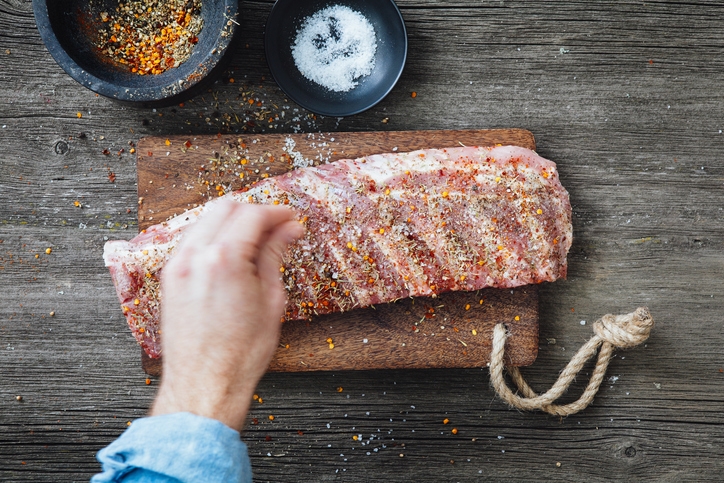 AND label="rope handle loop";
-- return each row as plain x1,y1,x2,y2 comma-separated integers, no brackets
489,307,654,416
